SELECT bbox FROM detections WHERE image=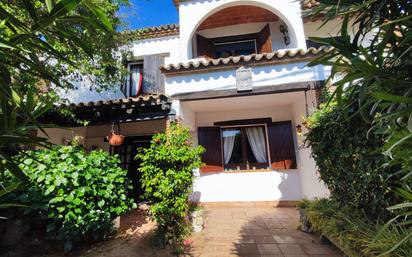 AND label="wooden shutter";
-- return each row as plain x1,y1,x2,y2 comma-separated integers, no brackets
257,24,272,54
143,55,165,94
267,121,297,169
196,34,215,59
198,127,223,172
